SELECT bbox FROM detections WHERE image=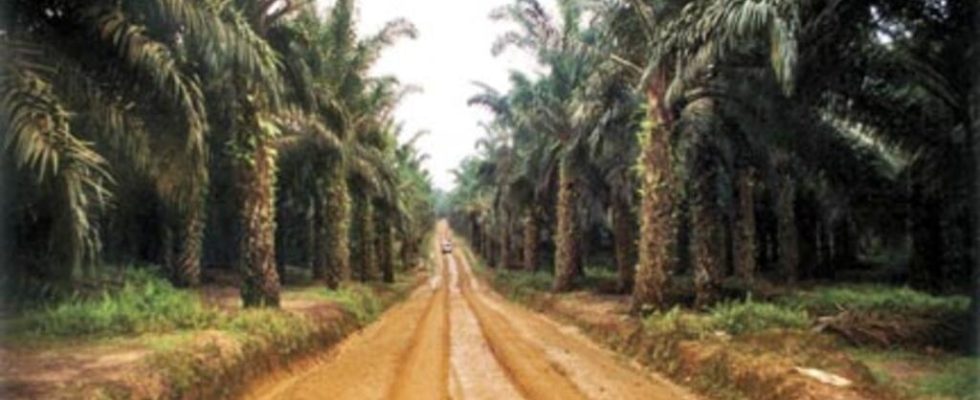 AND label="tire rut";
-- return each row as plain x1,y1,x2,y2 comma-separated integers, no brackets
385,247,451,400
453,252,589,400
